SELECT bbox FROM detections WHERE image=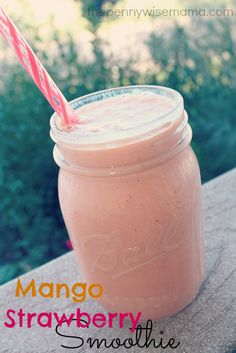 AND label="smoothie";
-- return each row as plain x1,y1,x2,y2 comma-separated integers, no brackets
50,86,204,320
